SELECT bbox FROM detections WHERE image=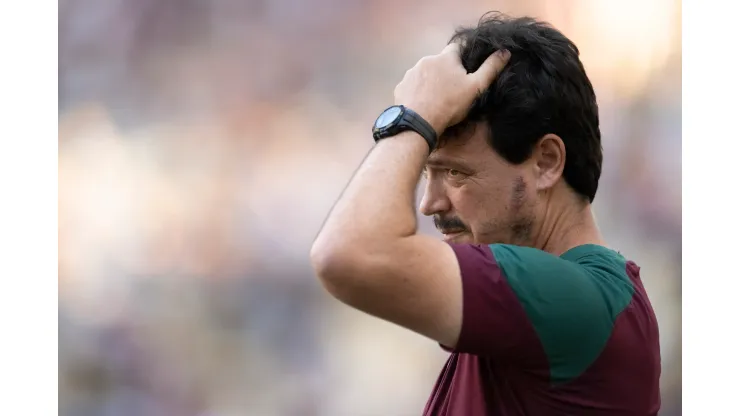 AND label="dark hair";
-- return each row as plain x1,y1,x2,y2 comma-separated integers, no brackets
446,12,603,202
